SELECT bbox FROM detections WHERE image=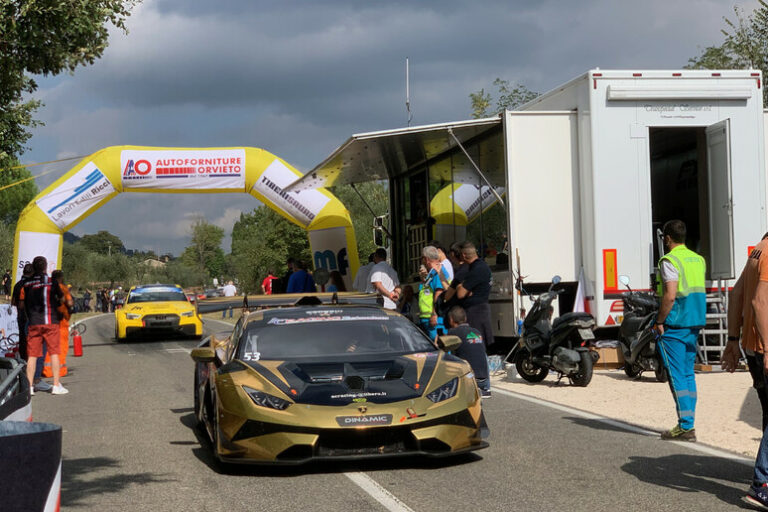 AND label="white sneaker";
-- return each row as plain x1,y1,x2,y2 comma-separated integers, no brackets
30,388,34,396
51,384,69,395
